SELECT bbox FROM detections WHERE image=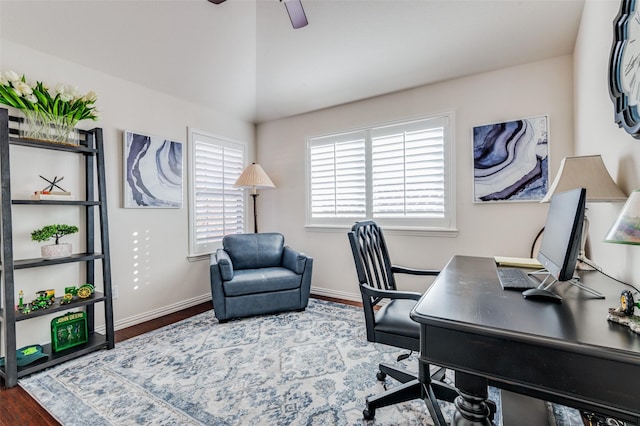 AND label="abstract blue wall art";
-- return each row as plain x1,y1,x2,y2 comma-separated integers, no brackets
473,115,549,203
124,130,183,208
